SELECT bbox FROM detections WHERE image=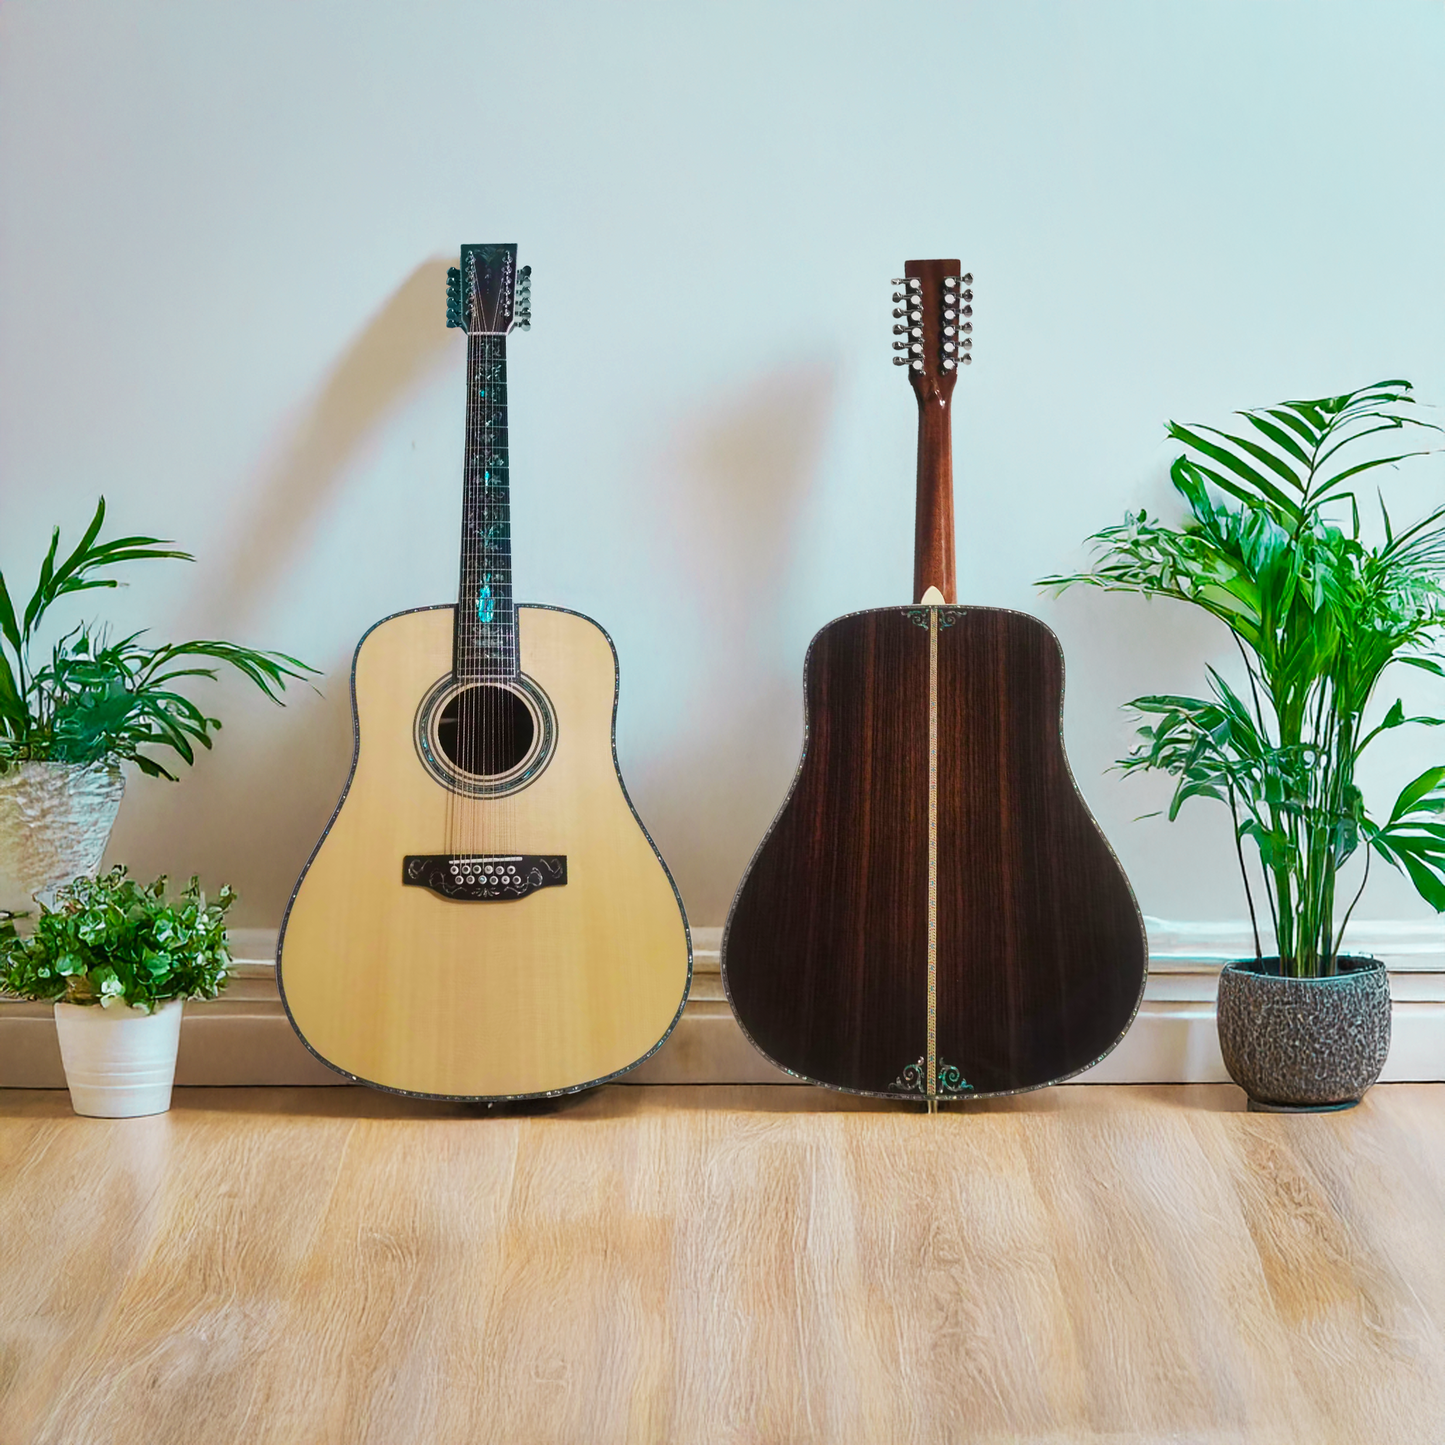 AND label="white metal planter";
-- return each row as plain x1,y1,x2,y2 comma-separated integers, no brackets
0,761,125,916
53,997,185,1117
